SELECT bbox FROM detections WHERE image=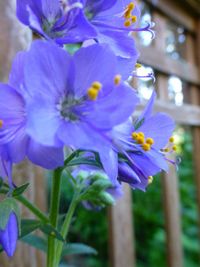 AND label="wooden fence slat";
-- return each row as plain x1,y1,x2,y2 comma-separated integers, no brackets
161,169,183,267
0,1,46,266
145,0,196,32
137,44,200,85
109,185,135,267
157,74,183,267
134,100,200,126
